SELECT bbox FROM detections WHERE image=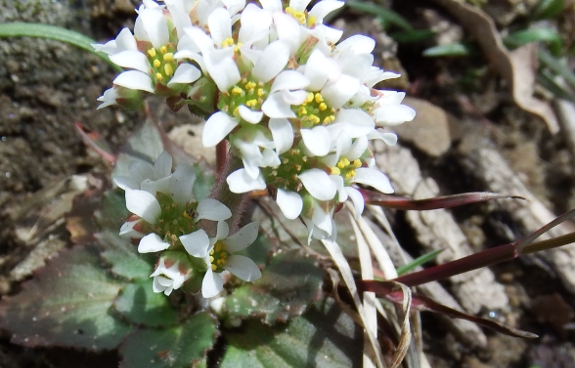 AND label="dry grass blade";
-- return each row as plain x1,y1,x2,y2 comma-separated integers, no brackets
321,239,385,367
388,282,412,368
